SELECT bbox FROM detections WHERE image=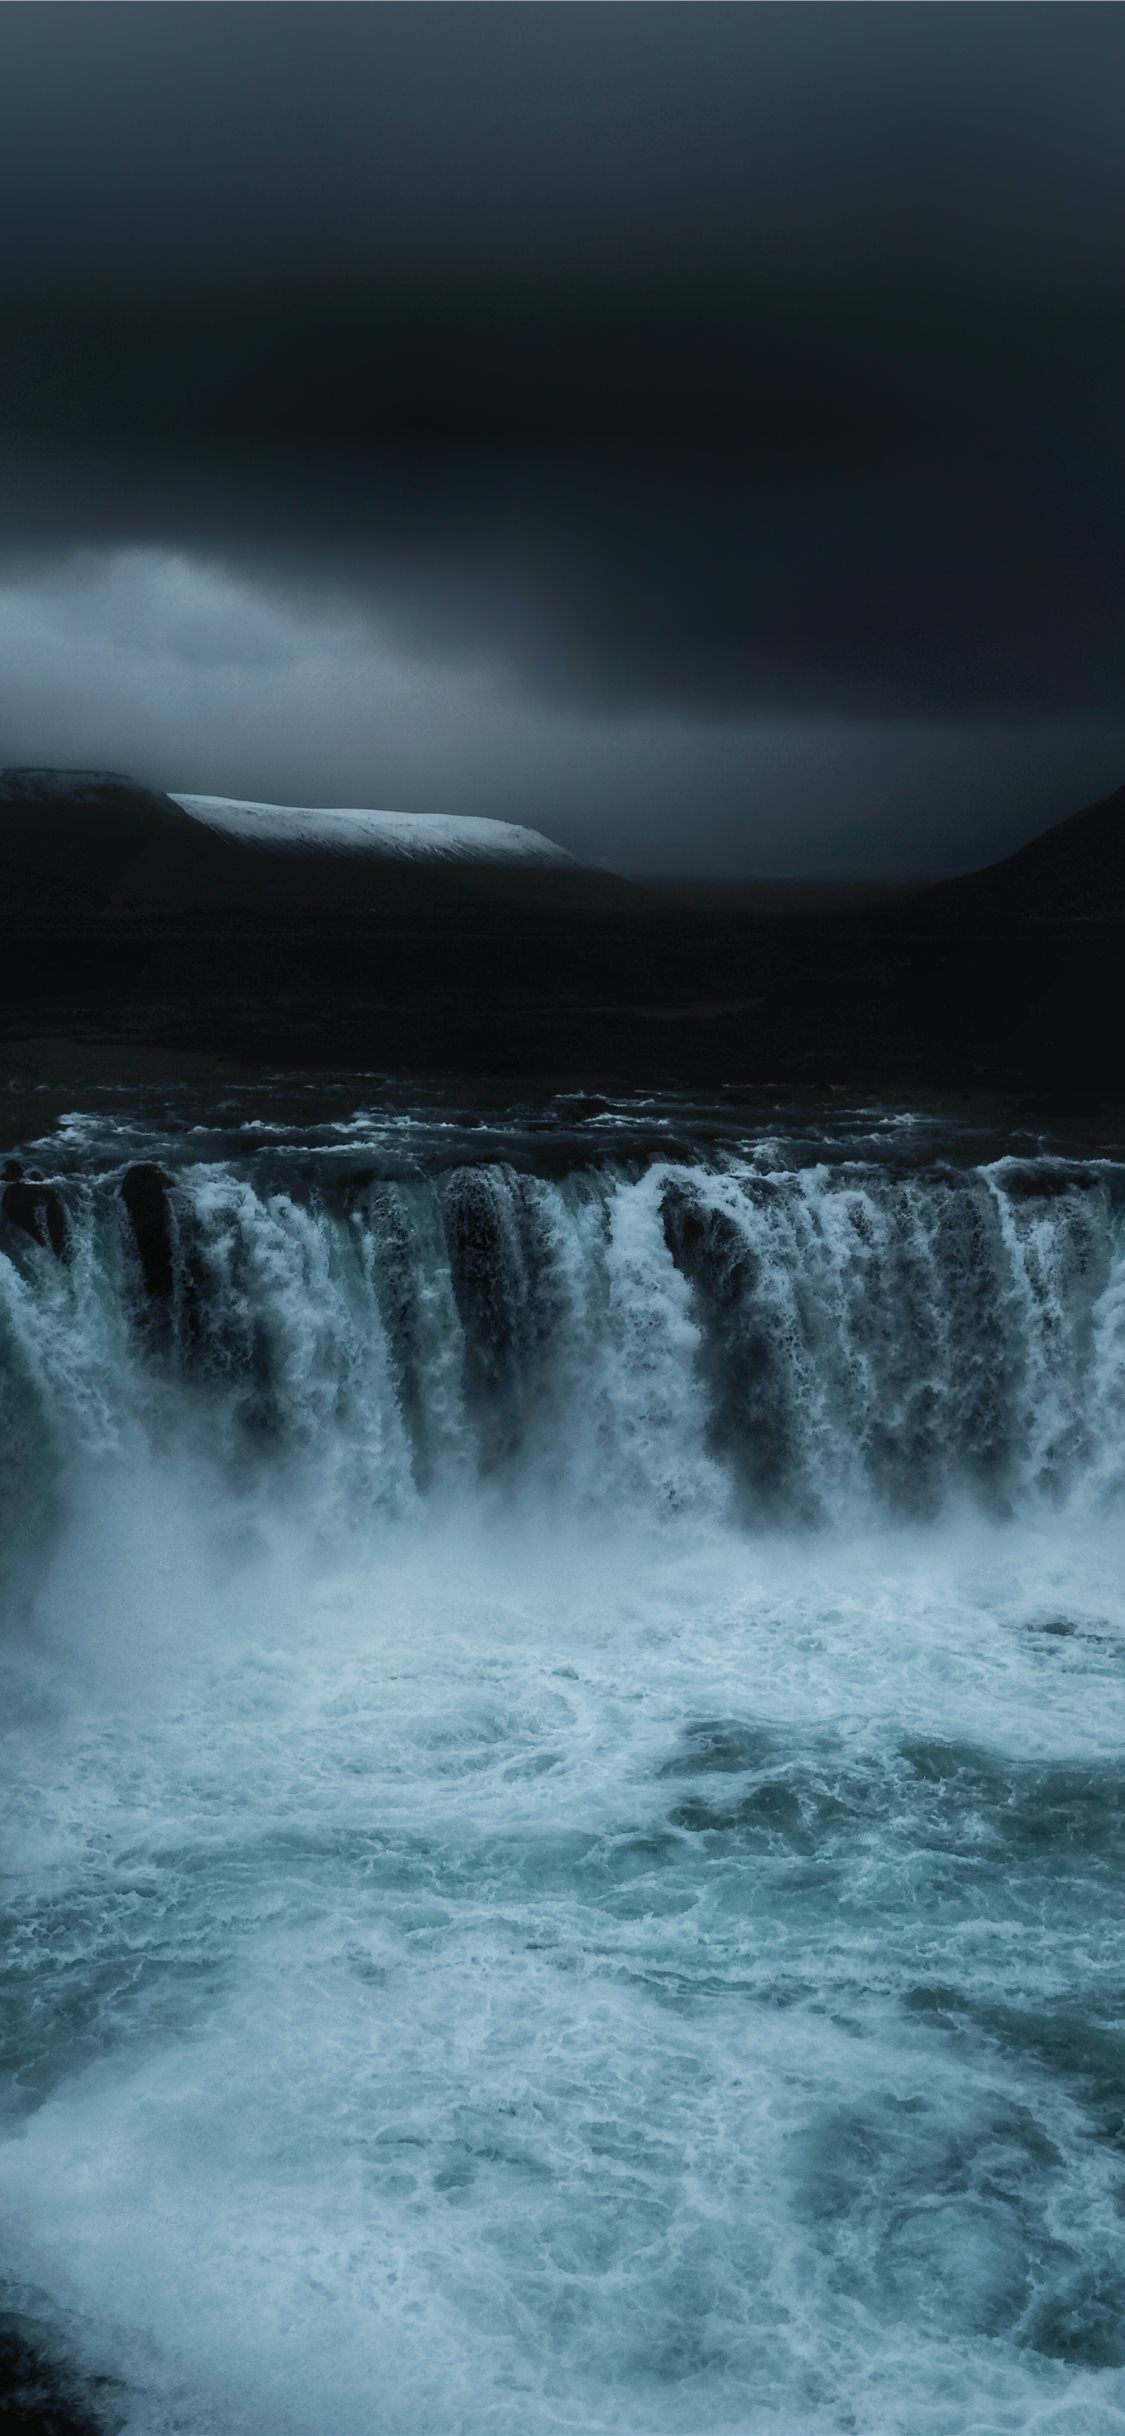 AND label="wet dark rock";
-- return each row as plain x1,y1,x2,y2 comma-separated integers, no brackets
0,2330,115,2435
119,1163,174,1300
1,1161,67,1258
999,1166,1095,1200
1033,1614,1116,1645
